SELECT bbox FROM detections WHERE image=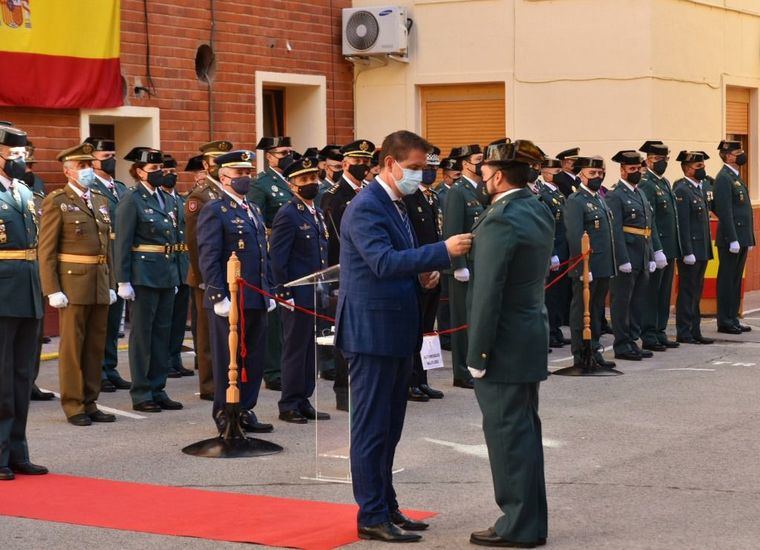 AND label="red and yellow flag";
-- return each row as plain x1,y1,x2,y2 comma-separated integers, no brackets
0,0,122,108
